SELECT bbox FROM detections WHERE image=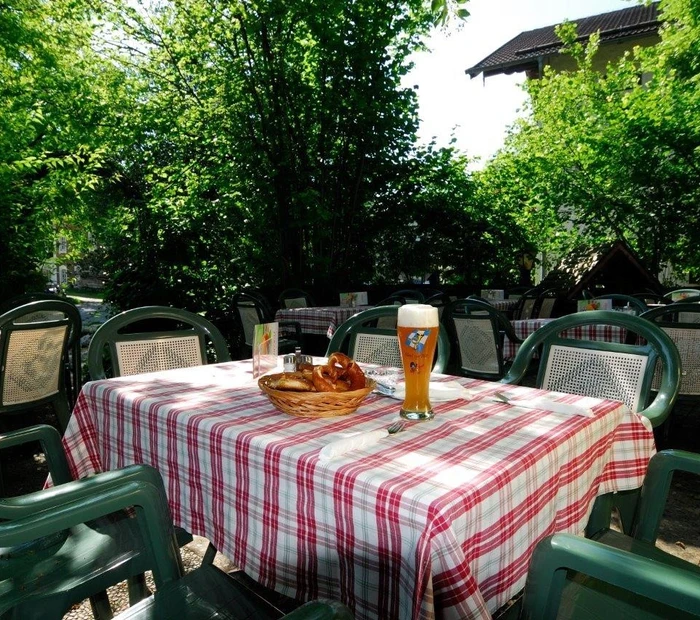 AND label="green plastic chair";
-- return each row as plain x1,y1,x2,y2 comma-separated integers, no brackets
642,302,700,396
519,450,700,620
0,424,177,619
231,291,302,356
0,425,354,620
518,532,700,619
88,306,231,381
325,306,450,373
442,298,522,381
501,310,681,429
0,299,82,433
